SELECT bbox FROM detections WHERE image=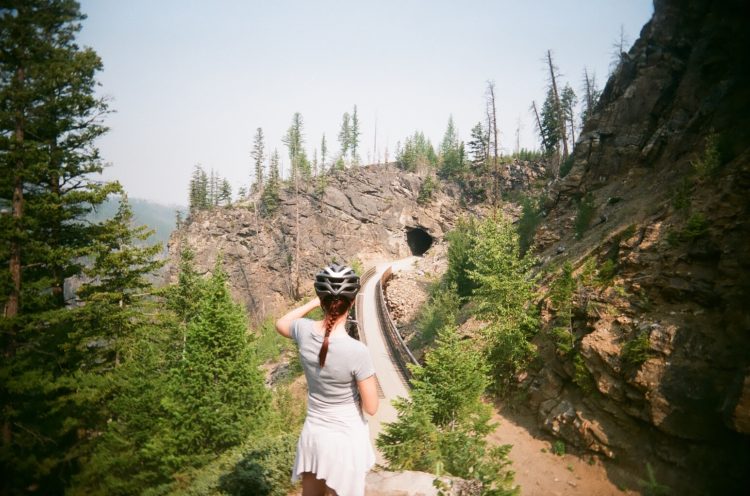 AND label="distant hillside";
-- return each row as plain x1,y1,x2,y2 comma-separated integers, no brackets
89,196,185,249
